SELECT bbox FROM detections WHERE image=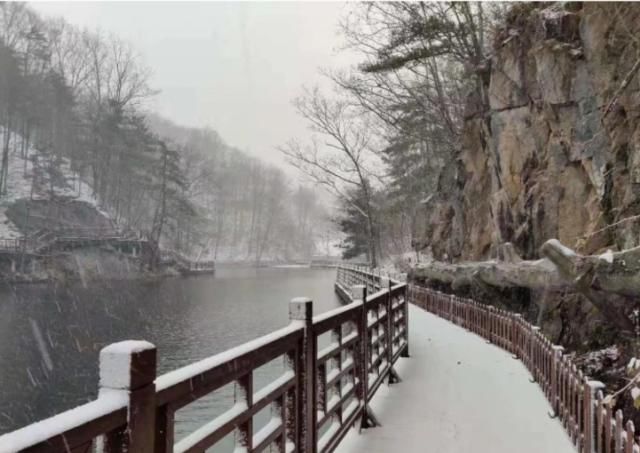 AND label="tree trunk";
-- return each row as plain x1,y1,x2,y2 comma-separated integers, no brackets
411,240,640,331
